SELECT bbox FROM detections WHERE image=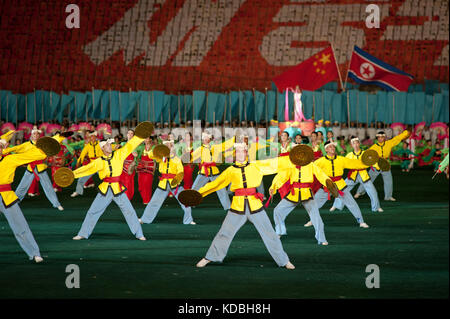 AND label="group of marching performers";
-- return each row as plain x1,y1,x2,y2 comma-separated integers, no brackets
1,120,448,270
